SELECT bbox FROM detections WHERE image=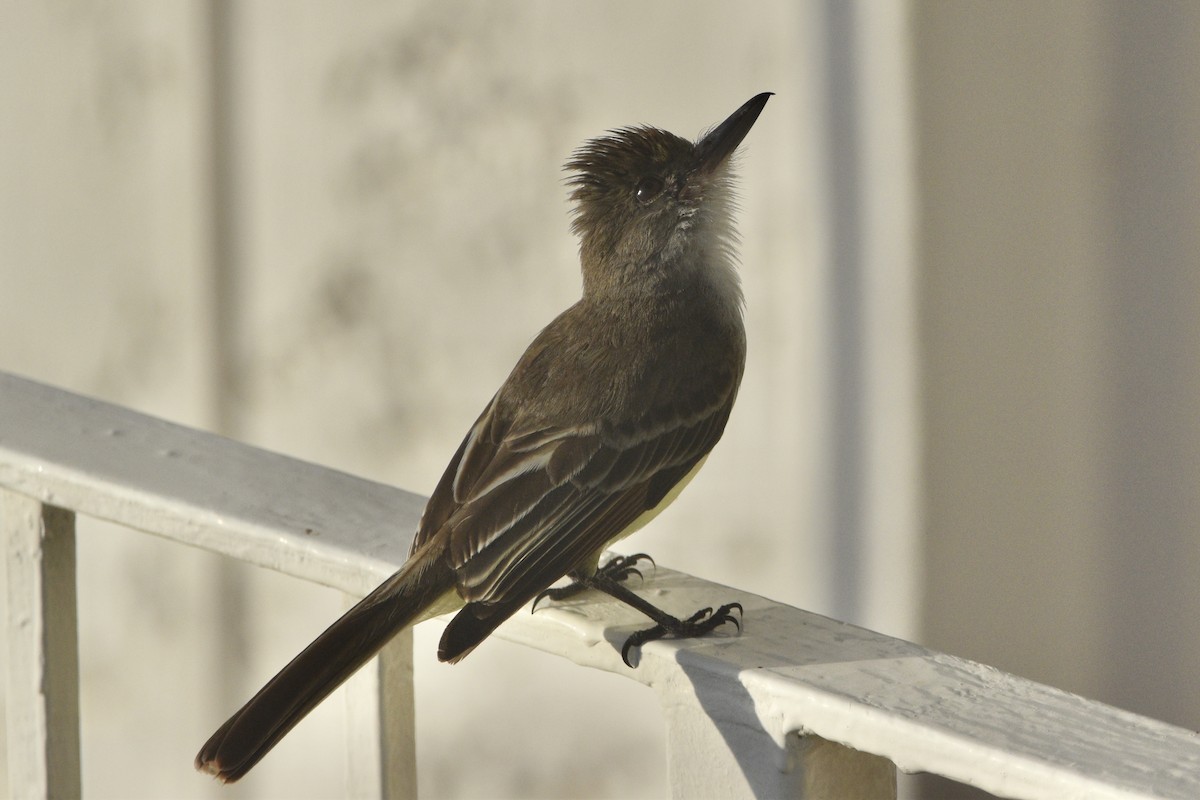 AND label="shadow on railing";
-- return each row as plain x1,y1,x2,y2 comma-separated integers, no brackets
3,372,1199,799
